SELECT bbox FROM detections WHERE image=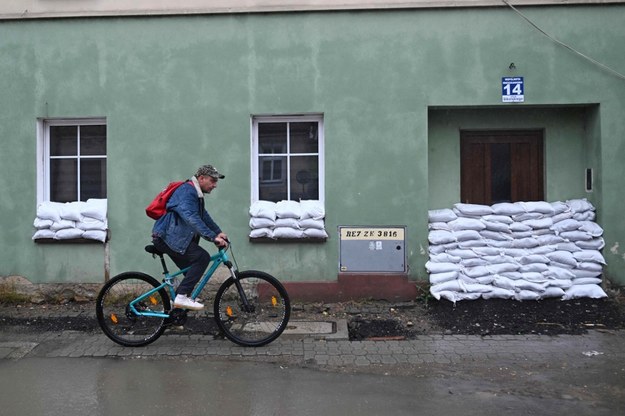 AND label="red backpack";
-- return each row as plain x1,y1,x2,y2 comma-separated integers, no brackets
145,181,188,220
